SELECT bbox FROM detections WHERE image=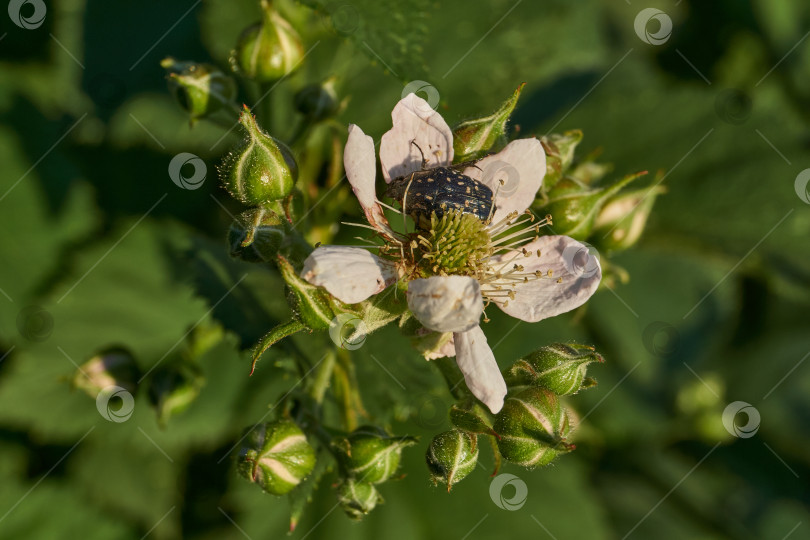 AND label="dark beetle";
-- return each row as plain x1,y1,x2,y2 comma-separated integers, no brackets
385,166,494,226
